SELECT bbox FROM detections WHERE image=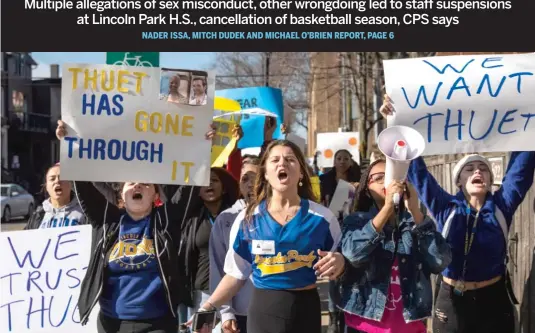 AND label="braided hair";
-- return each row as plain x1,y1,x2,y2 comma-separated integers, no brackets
353,159,386,213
